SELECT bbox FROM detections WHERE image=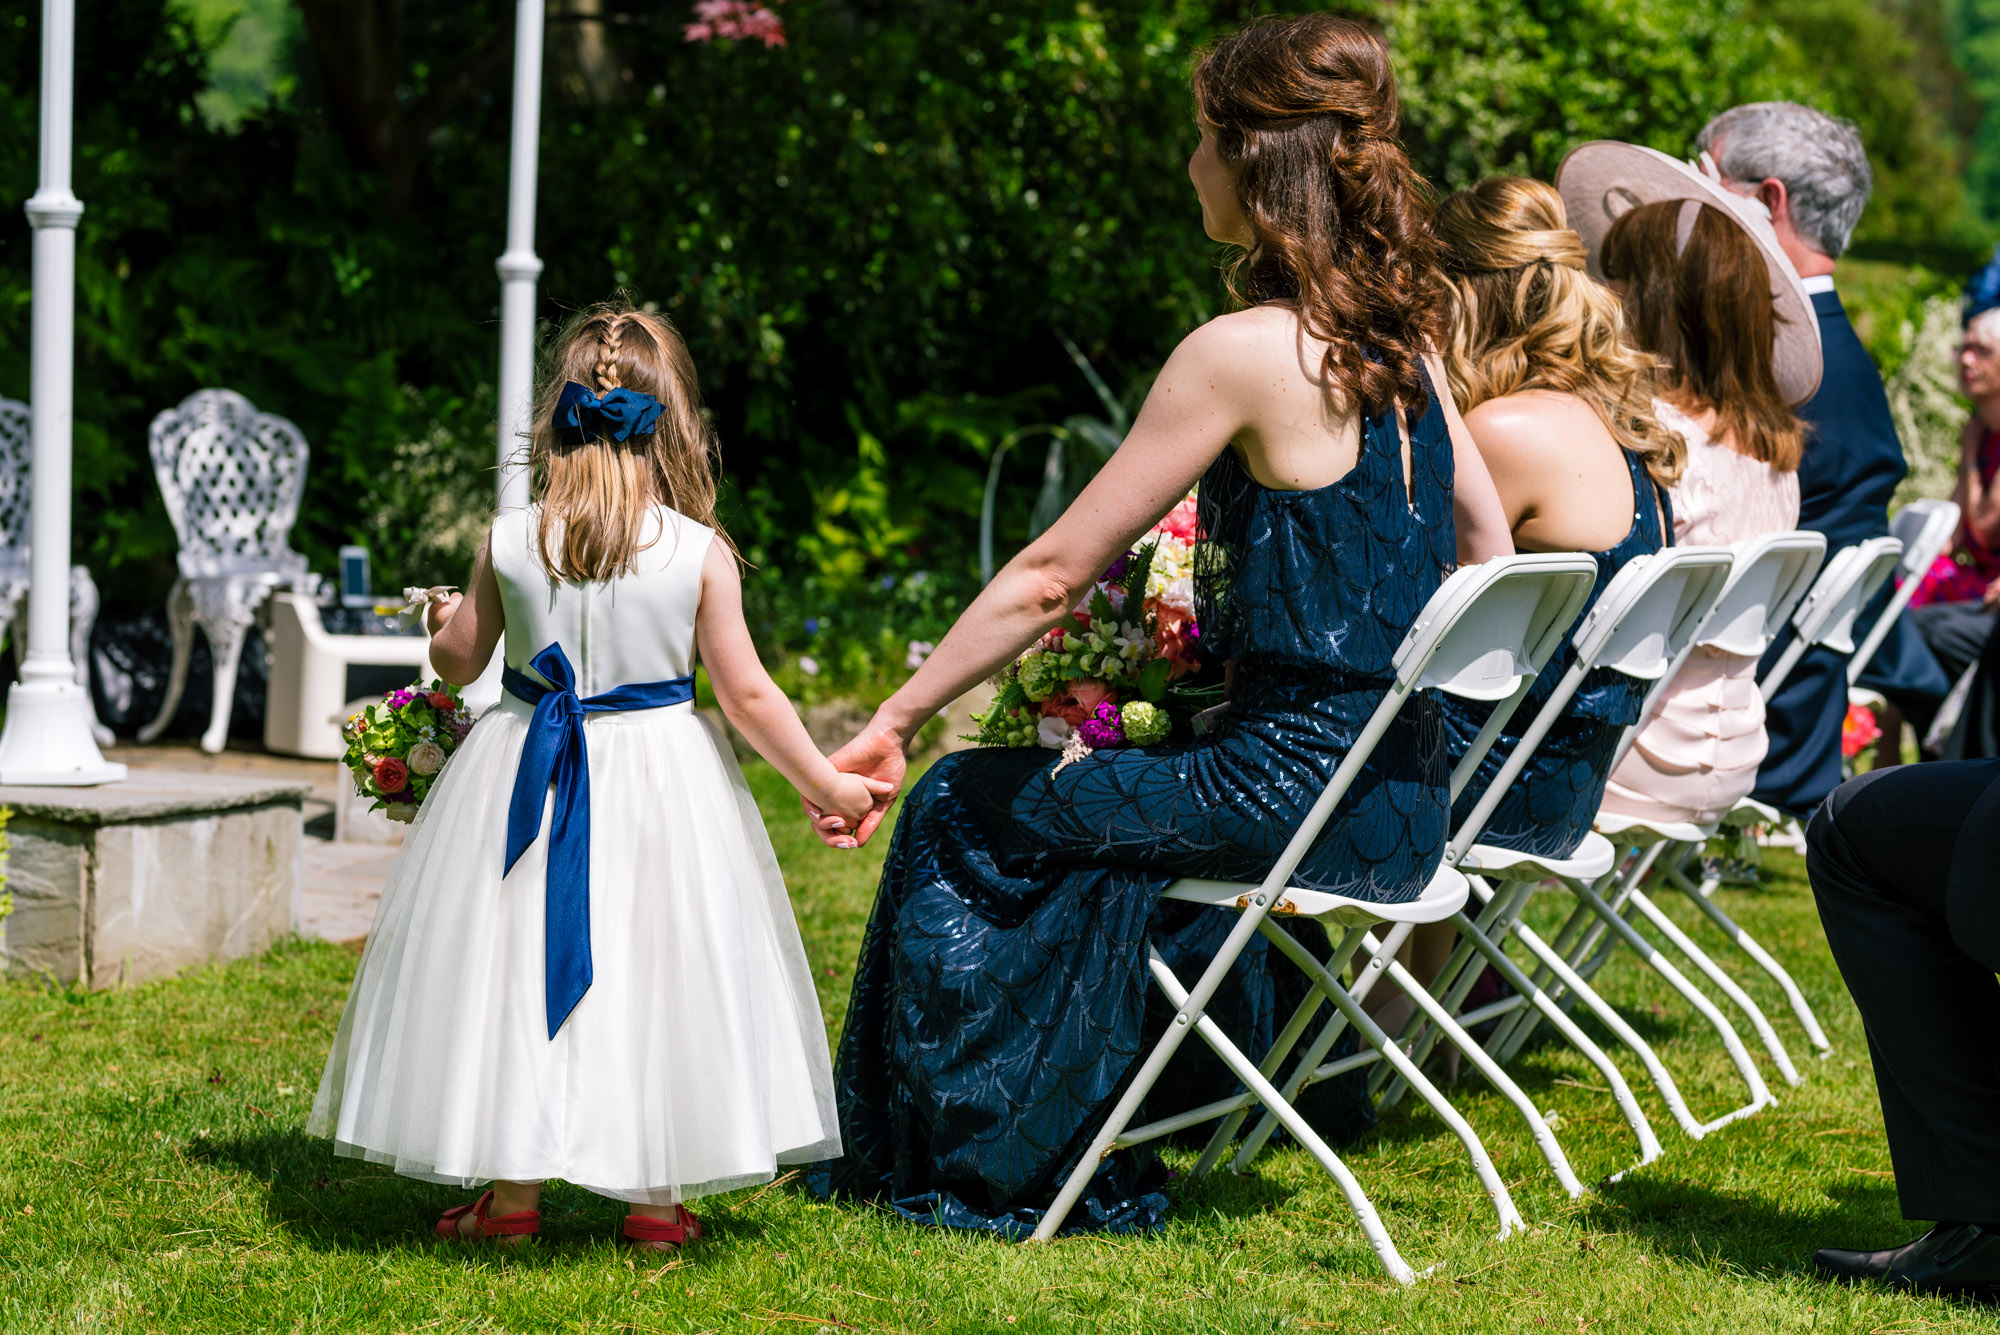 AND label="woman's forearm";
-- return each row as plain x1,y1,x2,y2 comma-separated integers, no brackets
873,560,1076,742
